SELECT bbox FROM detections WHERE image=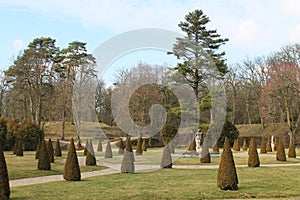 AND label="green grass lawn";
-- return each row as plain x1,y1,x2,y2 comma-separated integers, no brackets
10,166,300,199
